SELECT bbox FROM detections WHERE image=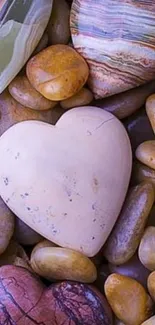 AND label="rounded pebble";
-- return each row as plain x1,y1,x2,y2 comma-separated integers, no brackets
146,94,155,133
136,141,155,170
139,226,155,271
47,0,70,45
109,254,150,289
30,246,97,283
31,239,58,257
104,182,154,265
14,218,43,246
141,316,155,325
26,44,89,101
147,271,155,301
0,197,15,255
60,87,93,109
104,273,153,325
8,75,56,111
